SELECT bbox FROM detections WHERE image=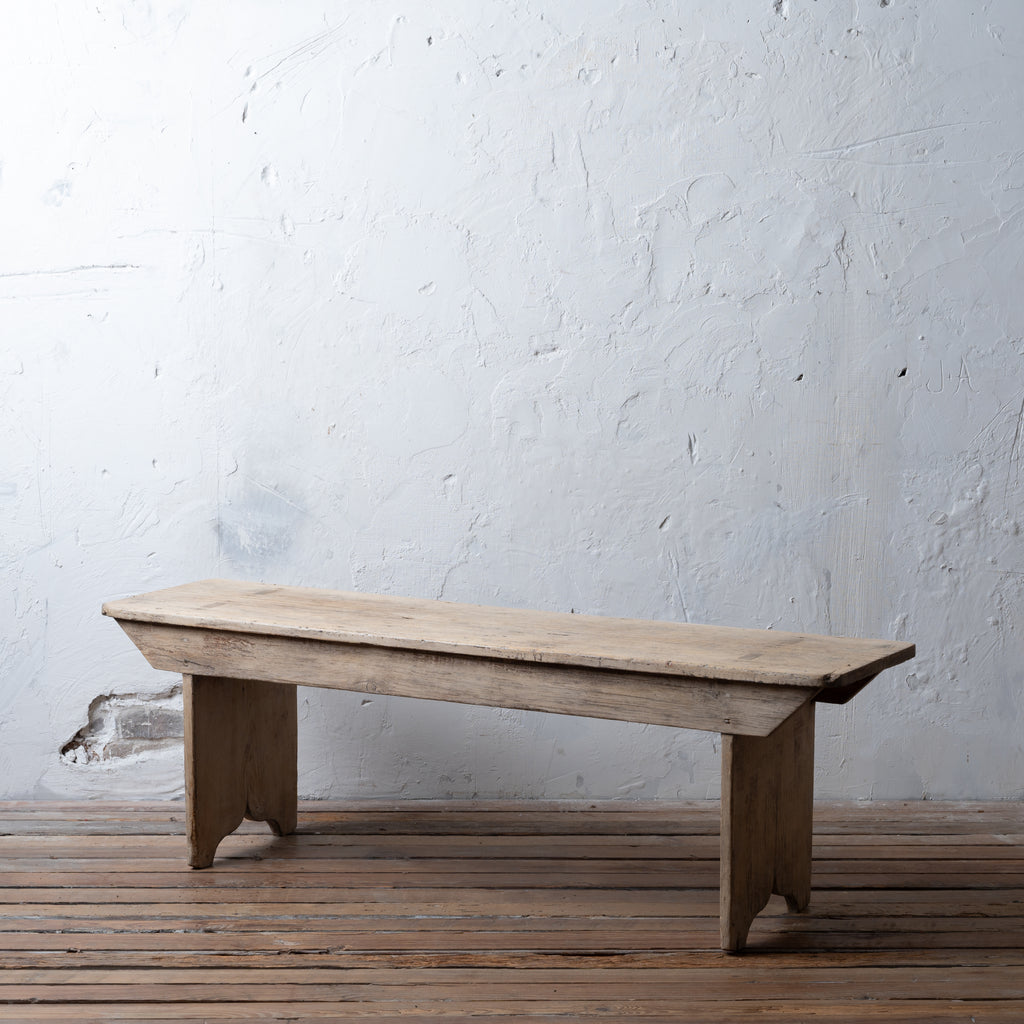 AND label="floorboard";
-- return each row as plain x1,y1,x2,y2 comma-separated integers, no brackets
0,799,1019,1022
